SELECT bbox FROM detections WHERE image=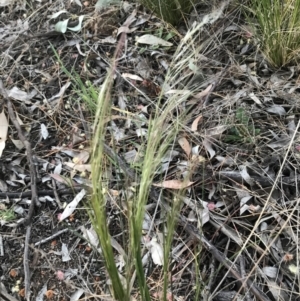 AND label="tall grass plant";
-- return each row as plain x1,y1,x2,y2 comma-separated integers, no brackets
88,5,228,300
